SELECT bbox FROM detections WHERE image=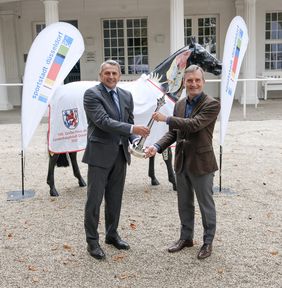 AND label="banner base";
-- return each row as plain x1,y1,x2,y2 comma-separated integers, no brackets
213,186,238,196
7,190,35,201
